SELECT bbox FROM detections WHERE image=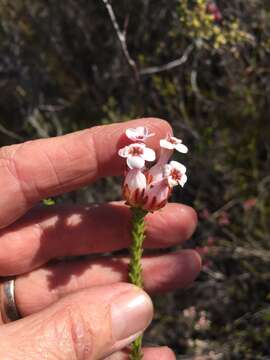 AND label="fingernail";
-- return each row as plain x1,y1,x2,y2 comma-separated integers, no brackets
111,289,153,342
